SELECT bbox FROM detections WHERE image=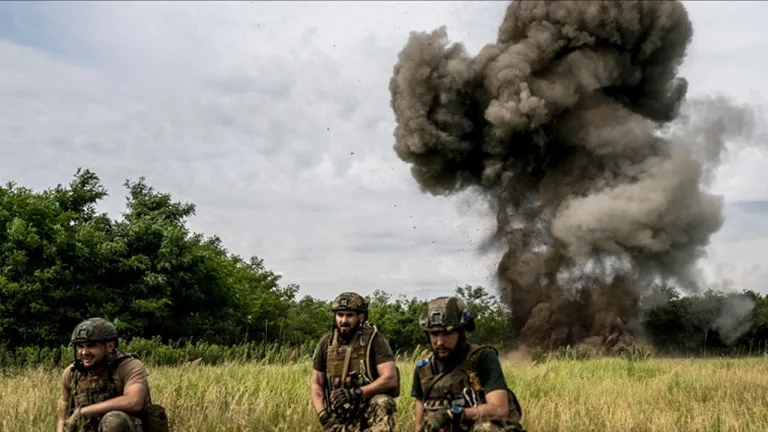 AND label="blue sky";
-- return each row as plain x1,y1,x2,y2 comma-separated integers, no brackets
1,1,766,300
